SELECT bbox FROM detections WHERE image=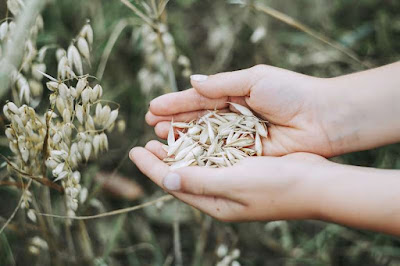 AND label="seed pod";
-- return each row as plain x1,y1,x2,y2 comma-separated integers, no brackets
46,81,59,92
6,102,20,114
70,86,77,98
67,44,83,75
77,37,90,61
45,158,58,169
170,159,196,170
0,21,8,41
100,105,111,124
80,24,94,46
100,133,108,151
167,123,175,146
76,78,87,96
27,209,37,223
52,132,61,144
86,115,95,130
81,87,90,105
56,48,66,61
72,171,81,184
92,84,101,101
75,104,84,124
93,134,100,156
58,83,69,99
105,109,118,128
228,102,254,116
52,163,65,176
54,171,68,182
84,142,91,161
